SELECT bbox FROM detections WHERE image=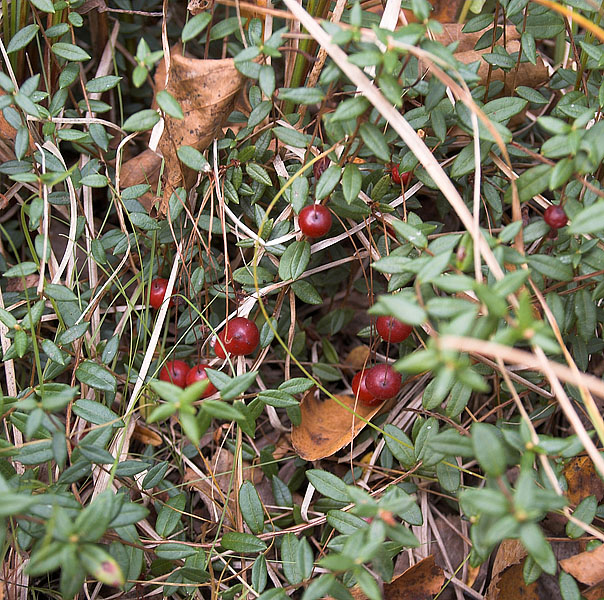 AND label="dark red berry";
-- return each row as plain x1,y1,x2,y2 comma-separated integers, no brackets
544,205,568,229
299,204,332,238
352,370,380,406
388,164,411,187
159,359,189,388
213,330,227,359
149,278,174,310
313,156,330,180
185,363,216,398
218,317,260,356
365,364,402,400
376,316,412,344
